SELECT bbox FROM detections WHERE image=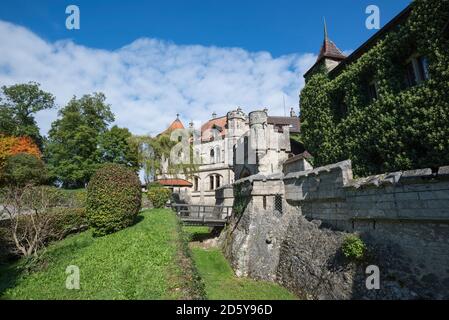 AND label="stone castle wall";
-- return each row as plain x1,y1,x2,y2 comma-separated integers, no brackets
220,159,449,299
